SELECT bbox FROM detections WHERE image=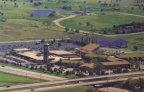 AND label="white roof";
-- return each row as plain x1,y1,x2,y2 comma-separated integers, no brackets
49,50,74,55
